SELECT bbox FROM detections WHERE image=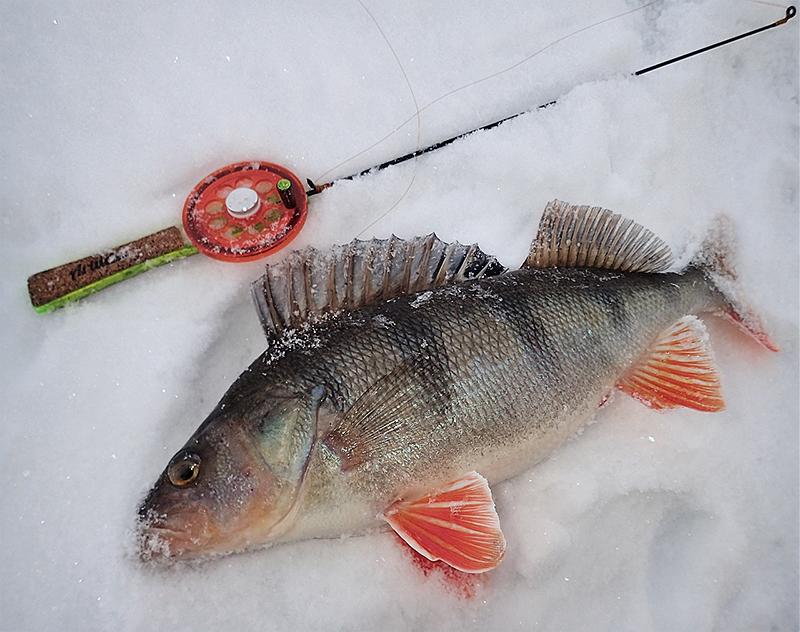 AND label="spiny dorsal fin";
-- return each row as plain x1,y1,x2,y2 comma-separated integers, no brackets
525,200,674,273
251,234,504,340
